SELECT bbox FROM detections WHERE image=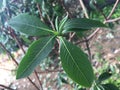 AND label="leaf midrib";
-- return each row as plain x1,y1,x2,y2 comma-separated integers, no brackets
61,38,90,85
9,21,55,33
18,37,54,78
